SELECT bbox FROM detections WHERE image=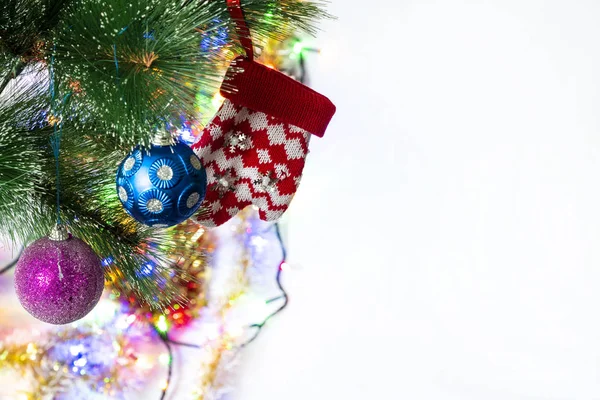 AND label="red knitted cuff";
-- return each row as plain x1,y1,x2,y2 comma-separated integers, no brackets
220,57,336,138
